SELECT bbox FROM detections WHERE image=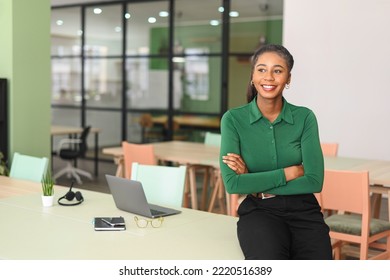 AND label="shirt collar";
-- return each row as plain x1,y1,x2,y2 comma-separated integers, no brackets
249,97,294,125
